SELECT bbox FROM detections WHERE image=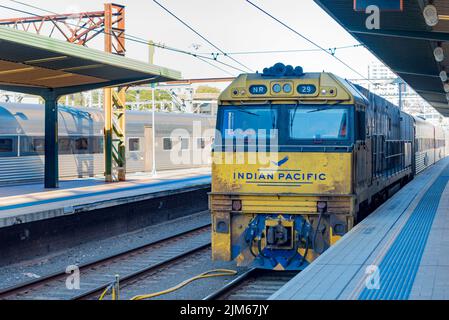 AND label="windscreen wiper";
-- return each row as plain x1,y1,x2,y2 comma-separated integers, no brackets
235,106,259,116
289,102,300,133
270,103,276,129
306,101,344,113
